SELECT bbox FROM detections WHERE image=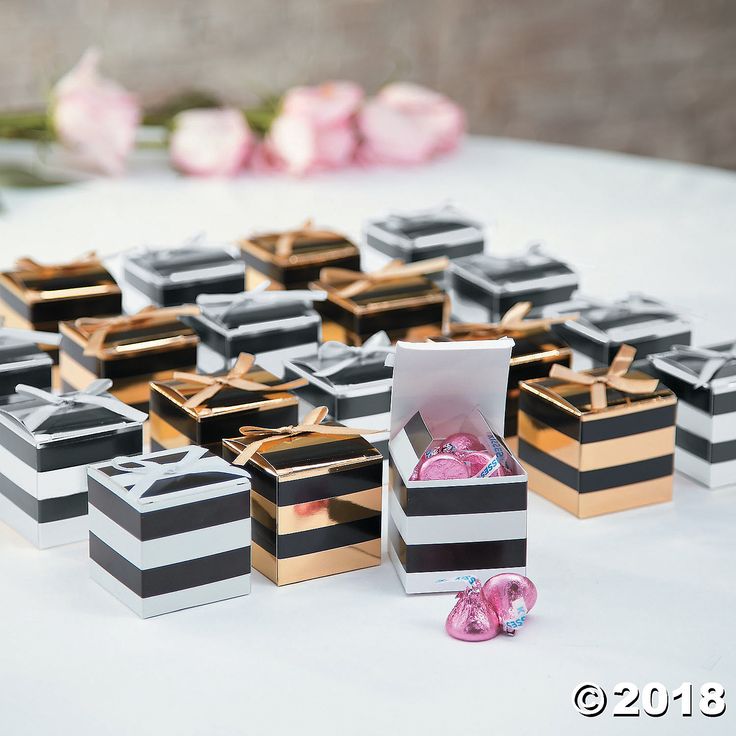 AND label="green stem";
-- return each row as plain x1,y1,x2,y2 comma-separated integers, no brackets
0,110,50,141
